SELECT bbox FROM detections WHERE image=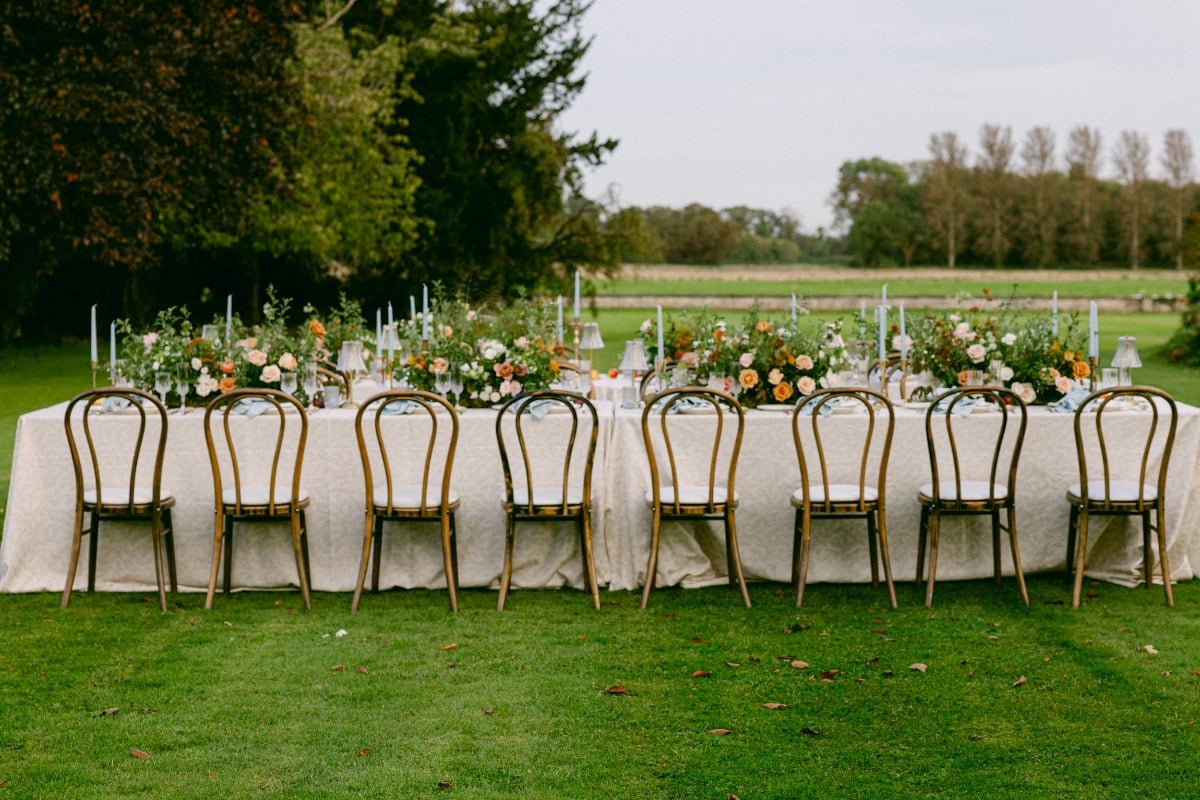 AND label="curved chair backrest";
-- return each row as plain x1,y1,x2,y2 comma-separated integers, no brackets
496,390,599,515
1073,385,1177,510
64,387,169,511
316,367,347,390
793,388,894,513
641,386,745,514
924,387,1027,506
356,389,459,515
204,388,308,516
